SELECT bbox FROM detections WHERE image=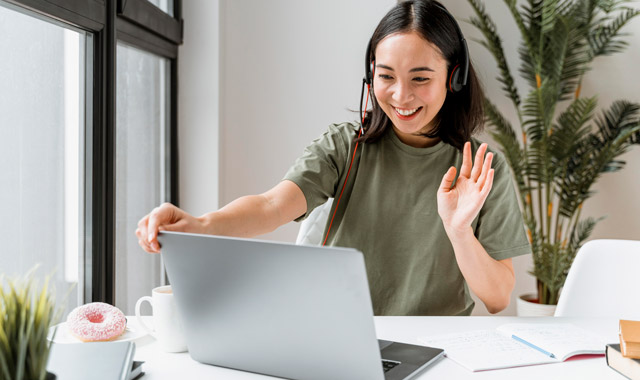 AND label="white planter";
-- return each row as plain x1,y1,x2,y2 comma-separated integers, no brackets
516,293,557,316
